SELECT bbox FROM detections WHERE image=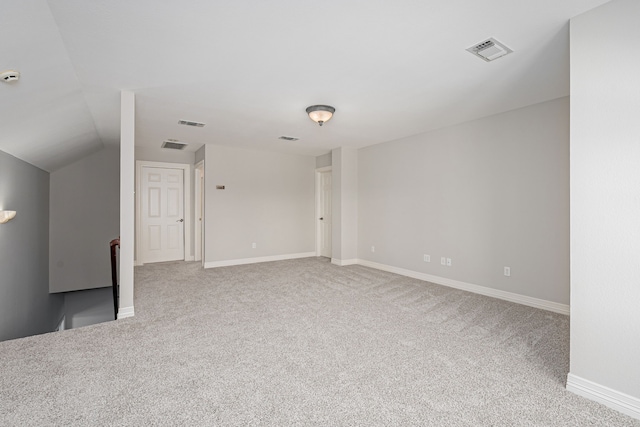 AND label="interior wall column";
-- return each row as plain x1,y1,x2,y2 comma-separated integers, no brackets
568,0,640,419
118,90,135,318
331,147,358,265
